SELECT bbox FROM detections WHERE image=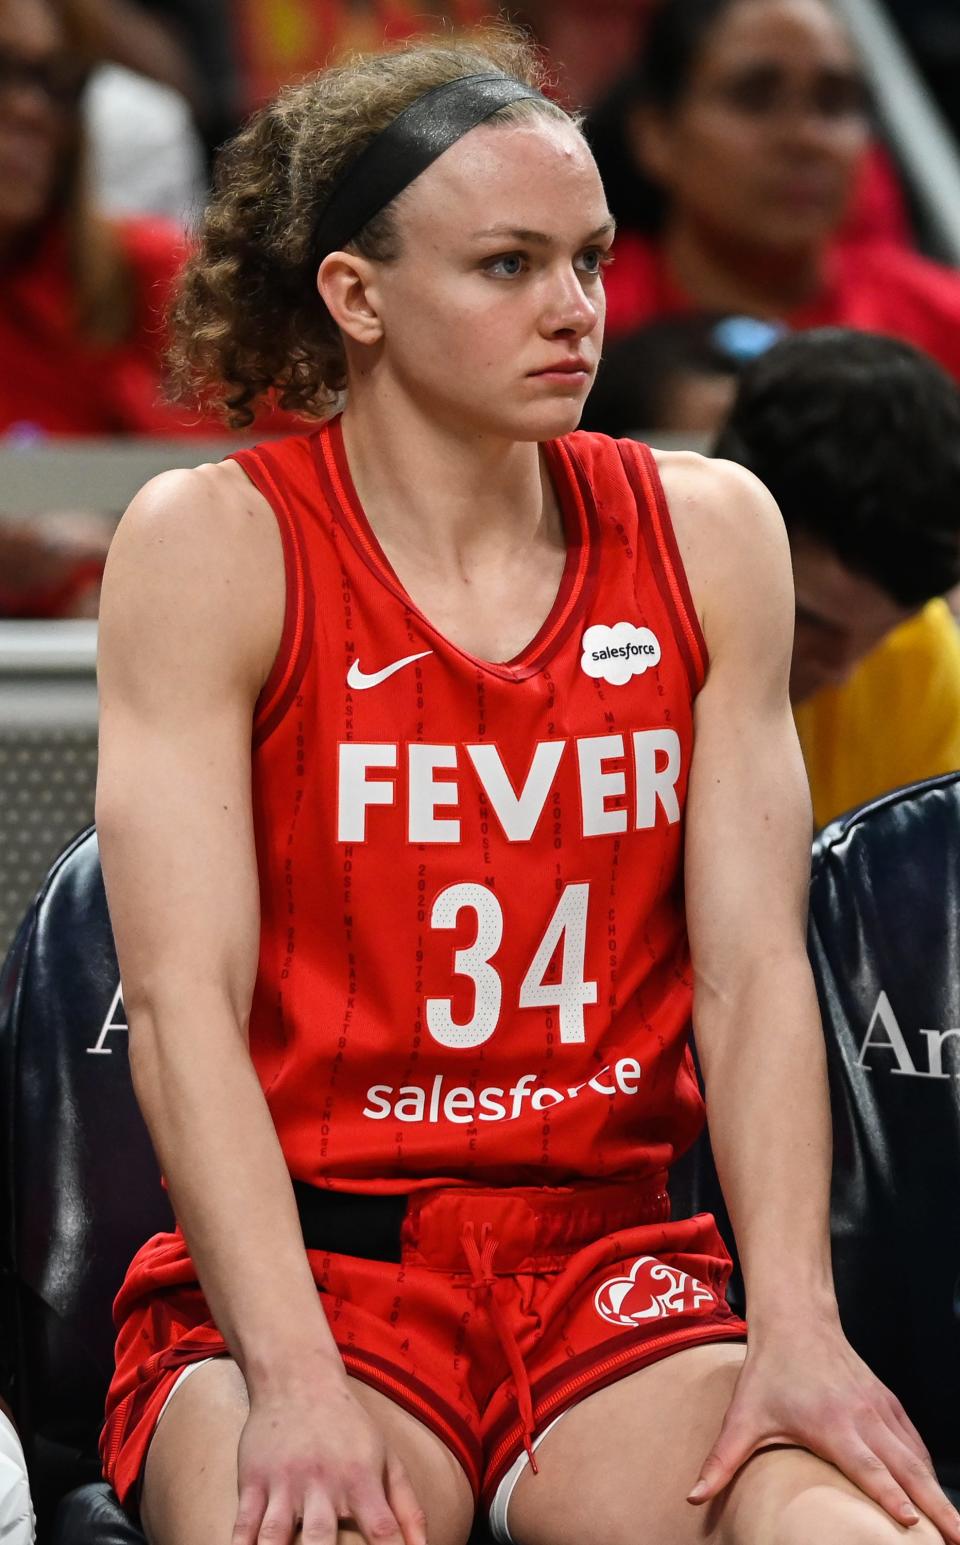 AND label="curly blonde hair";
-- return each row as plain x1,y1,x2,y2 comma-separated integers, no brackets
168,27,573,428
